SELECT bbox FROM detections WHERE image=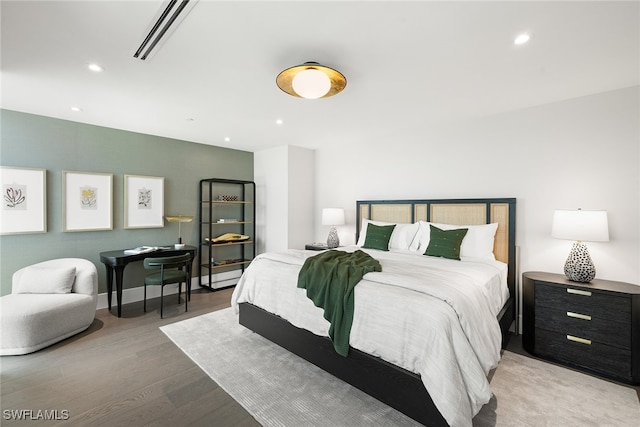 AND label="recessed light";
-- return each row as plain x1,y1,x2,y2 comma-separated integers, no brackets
87,63,103,72
514,33,531,45
276,119,283,125
70,106,82,112
224,137,231,142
